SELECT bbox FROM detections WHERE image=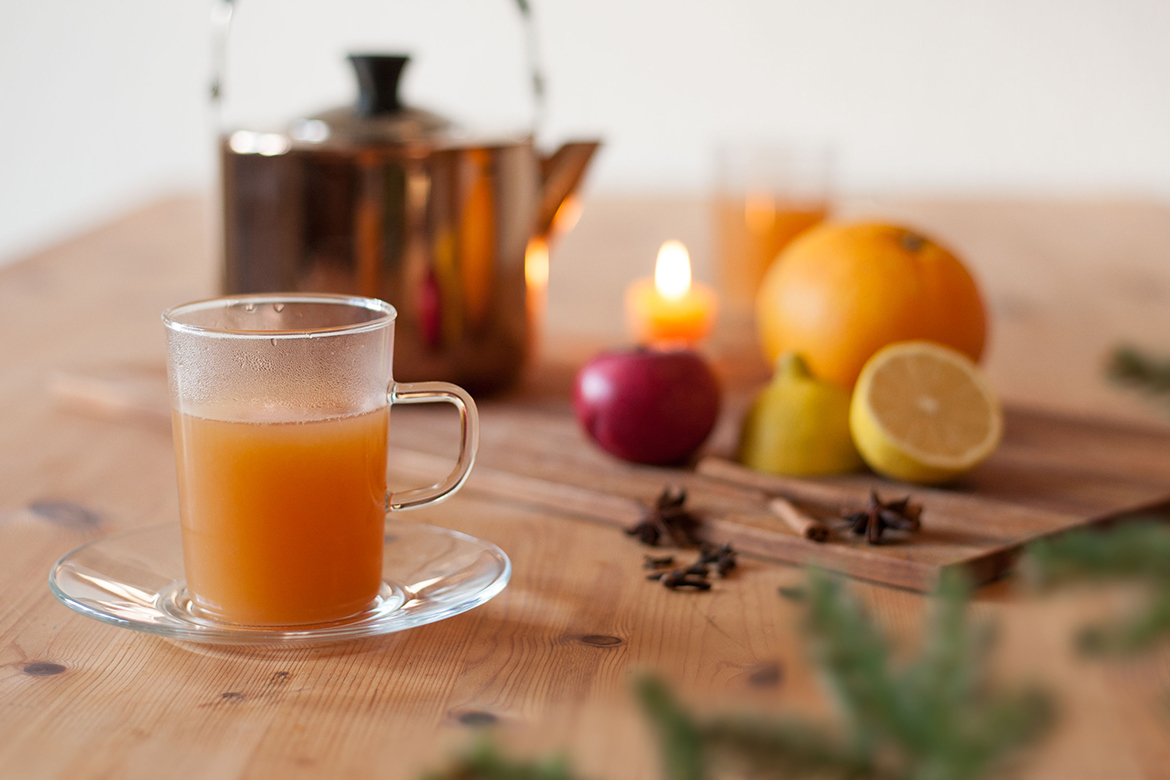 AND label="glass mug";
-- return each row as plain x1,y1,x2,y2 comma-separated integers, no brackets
163,293,478,626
